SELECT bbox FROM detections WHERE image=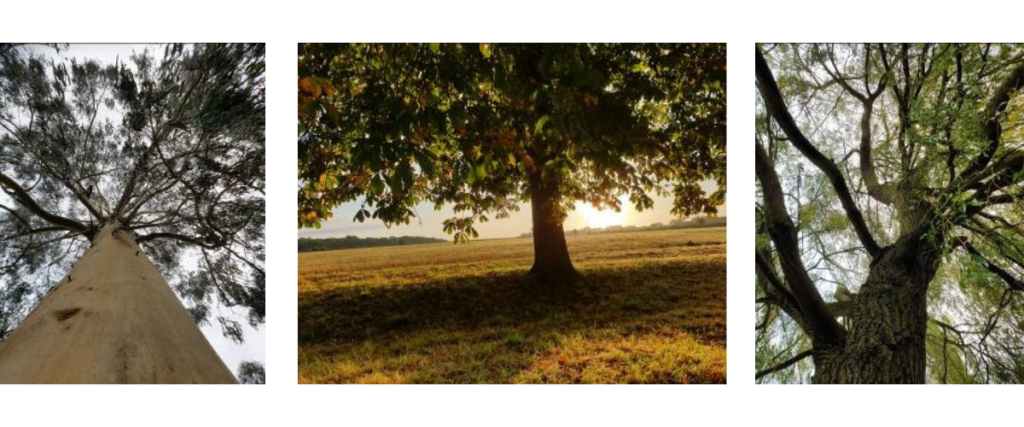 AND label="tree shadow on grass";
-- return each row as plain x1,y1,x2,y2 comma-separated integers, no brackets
298,258,726,383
